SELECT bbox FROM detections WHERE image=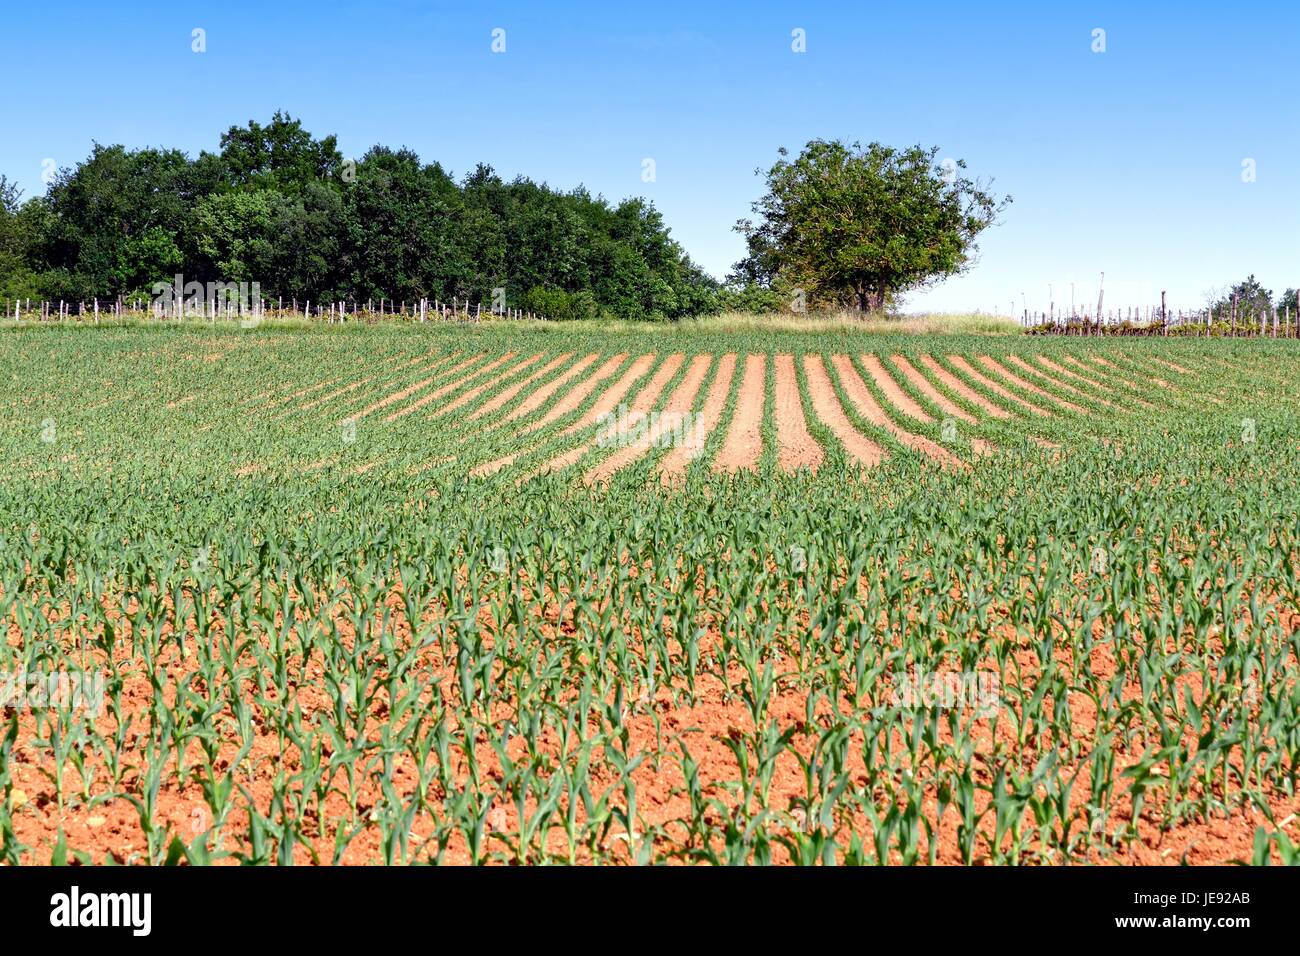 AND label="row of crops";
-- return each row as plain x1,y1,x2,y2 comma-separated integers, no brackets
0,323,1298,864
